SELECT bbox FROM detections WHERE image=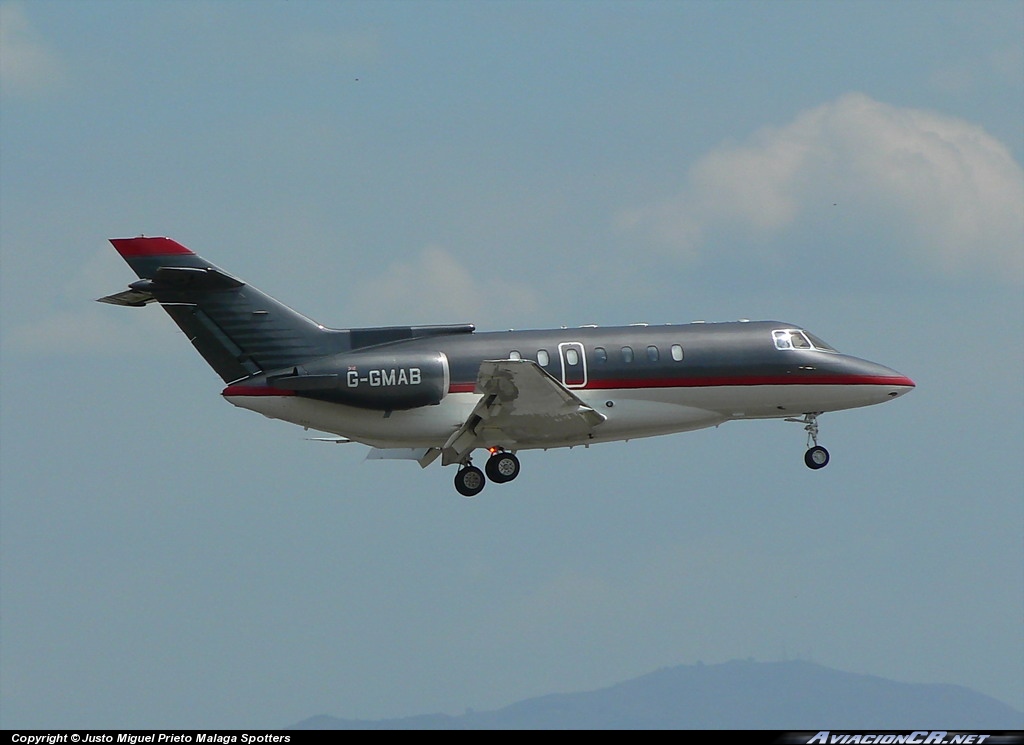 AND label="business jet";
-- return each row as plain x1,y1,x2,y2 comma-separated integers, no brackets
100,236,915,496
